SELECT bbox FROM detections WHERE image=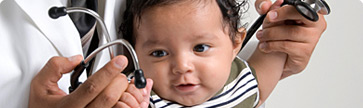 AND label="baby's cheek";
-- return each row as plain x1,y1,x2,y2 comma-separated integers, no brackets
207,73,229,89
142,67,157,79
202,63,231,92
